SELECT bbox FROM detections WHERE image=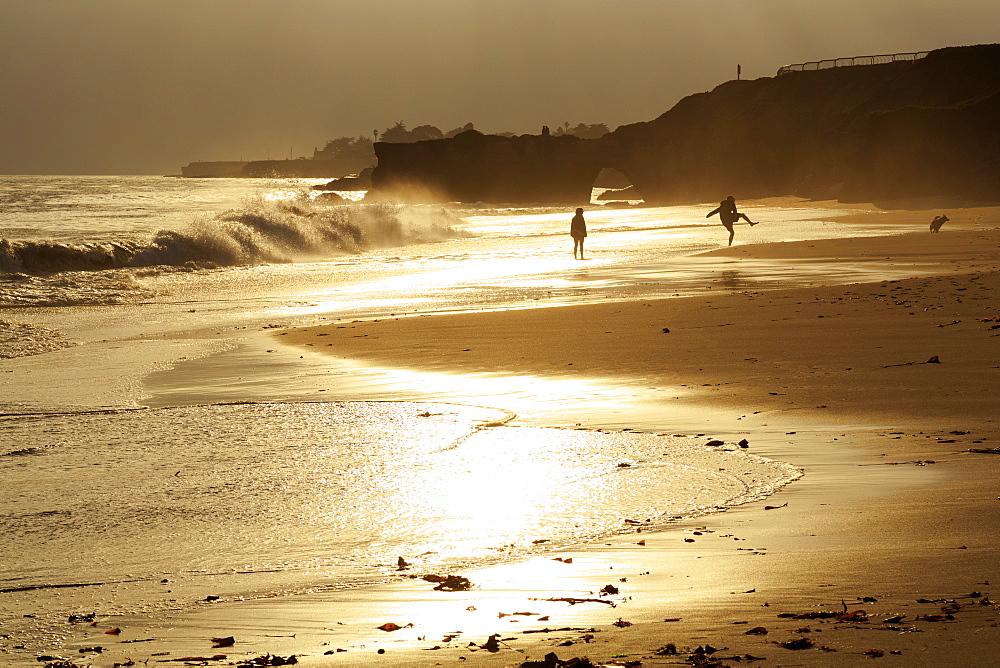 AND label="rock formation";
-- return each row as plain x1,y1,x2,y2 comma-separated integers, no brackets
314,167,374,191
370,44,1000,205
370,130,607,203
